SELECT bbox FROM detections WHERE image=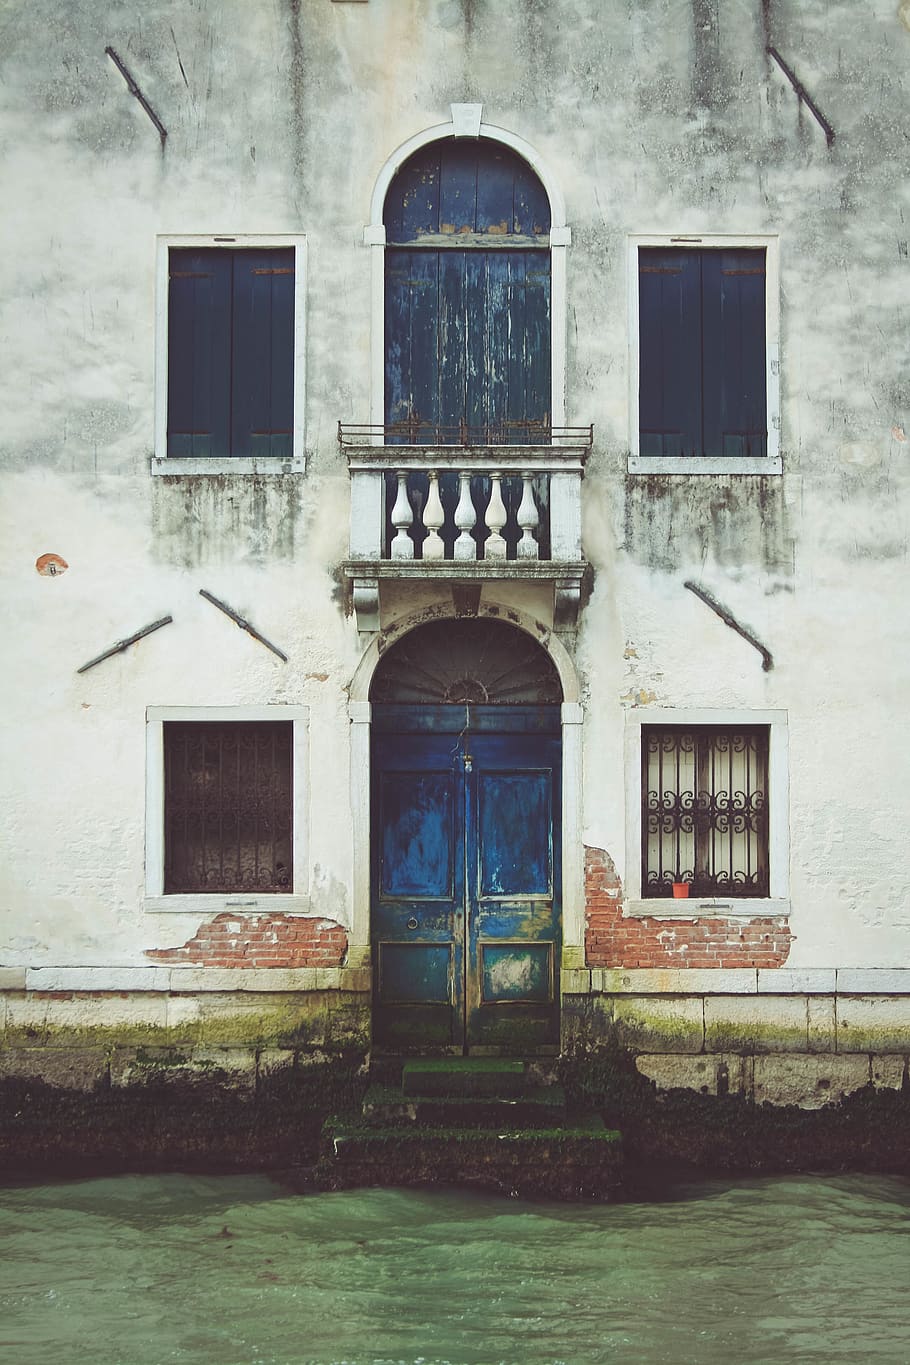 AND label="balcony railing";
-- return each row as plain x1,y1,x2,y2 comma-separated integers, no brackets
341,423,592,631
